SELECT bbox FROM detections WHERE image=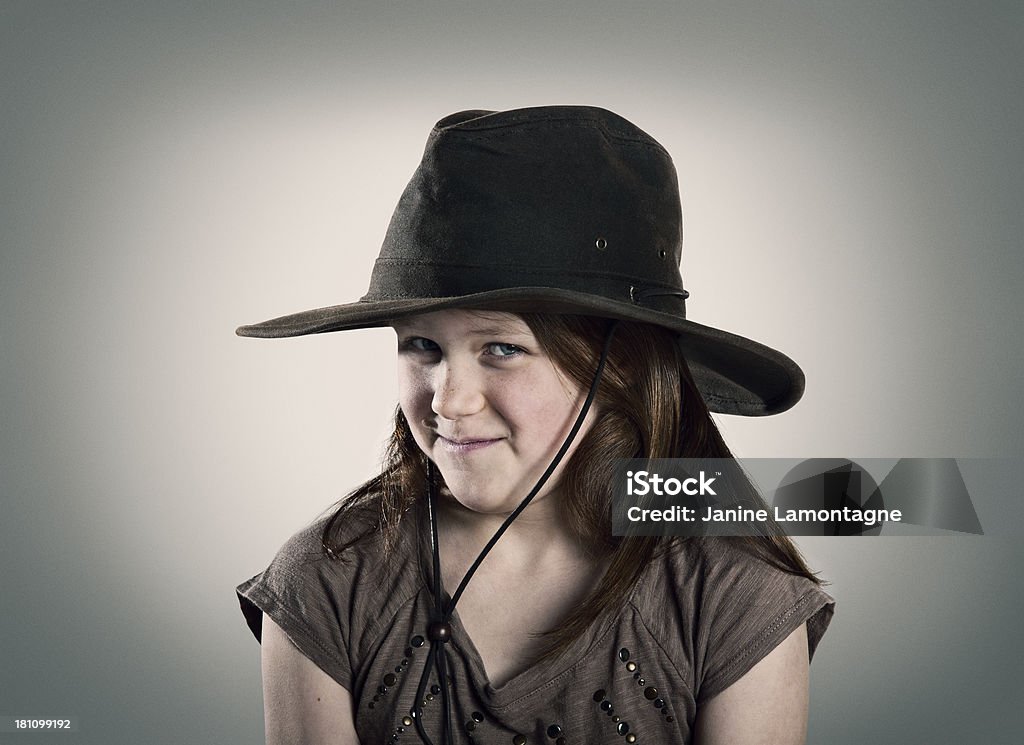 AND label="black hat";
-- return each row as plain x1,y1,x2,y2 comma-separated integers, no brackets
237,106,804,416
